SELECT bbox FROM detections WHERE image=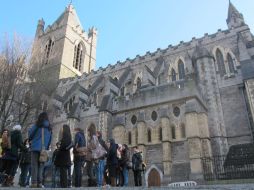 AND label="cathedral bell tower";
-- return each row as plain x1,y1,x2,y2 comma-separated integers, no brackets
30,4,97,89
